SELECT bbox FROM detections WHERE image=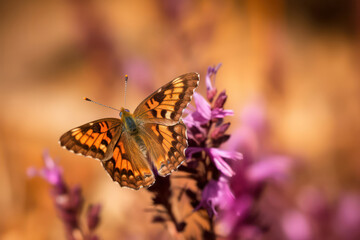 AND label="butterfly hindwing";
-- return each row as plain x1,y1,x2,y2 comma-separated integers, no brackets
59,118,122,161
102,131,155,189
141,120,188,177
134,72,199,125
